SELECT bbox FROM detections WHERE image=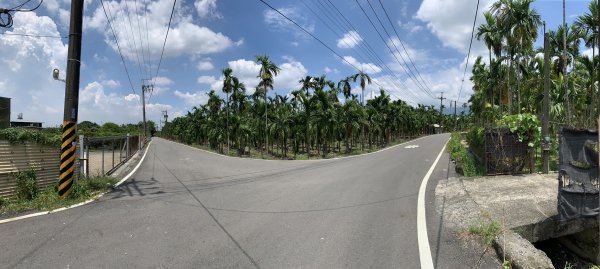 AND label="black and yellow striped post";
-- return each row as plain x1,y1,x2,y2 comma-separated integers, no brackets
58,0,84,198
58,121,76,197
